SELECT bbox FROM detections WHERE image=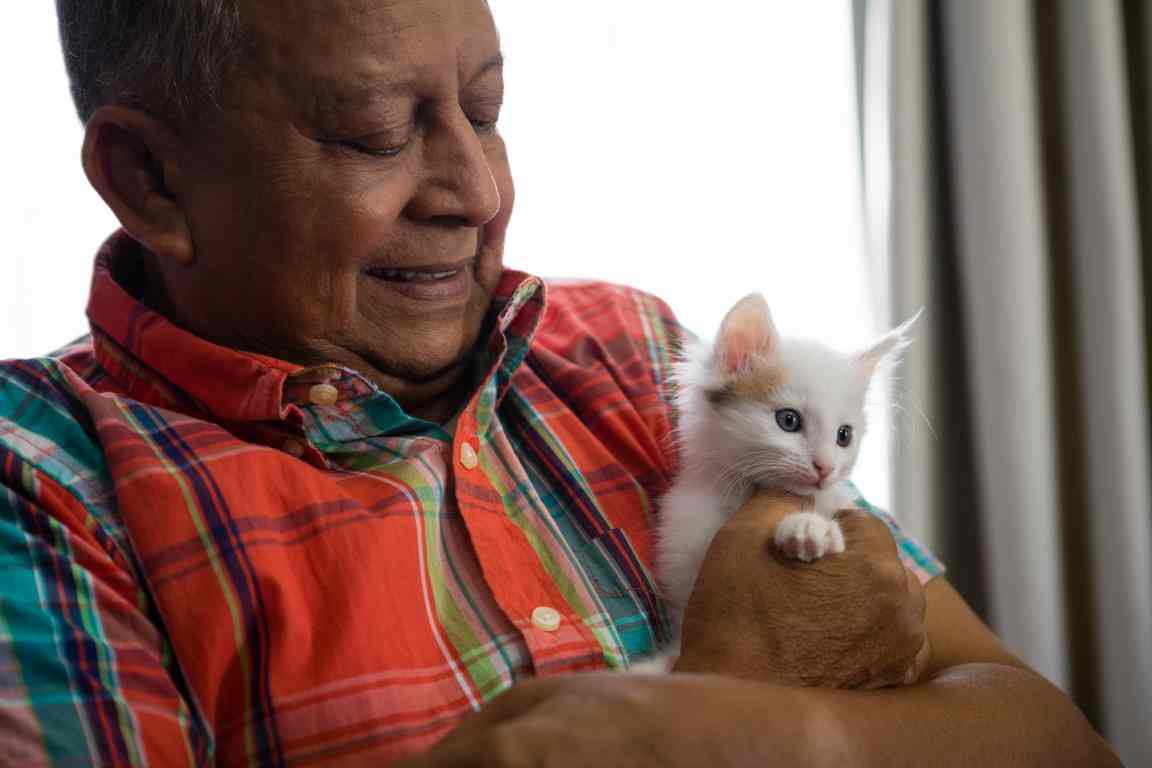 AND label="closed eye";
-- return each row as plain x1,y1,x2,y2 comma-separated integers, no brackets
338,141,407,157
469,117,499,134
334,137,409,158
